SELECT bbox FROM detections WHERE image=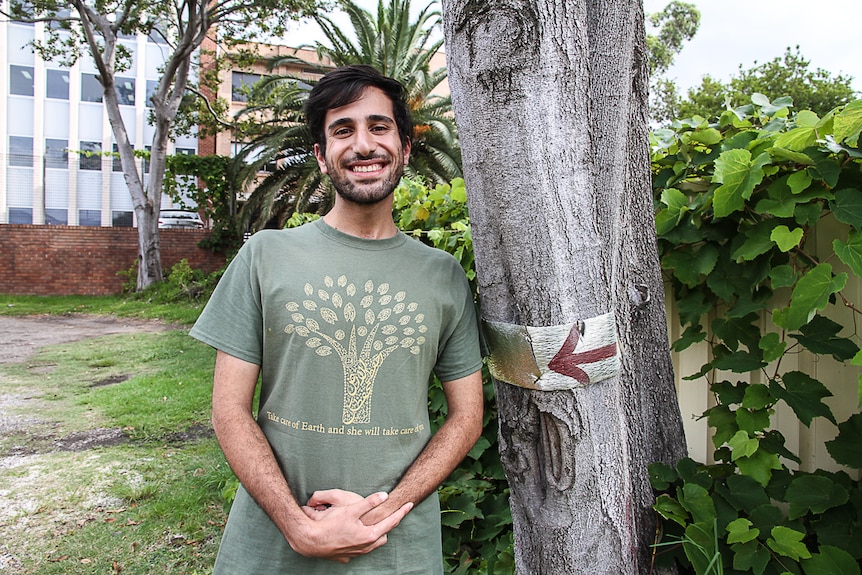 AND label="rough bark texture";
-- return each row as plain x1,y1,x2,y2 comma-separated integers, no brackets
441,1,687,573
